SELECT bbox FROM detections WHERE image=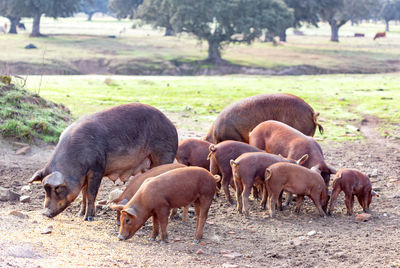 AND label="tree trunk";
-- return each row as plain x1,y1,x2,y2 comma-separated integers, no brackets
206,40,222,64
329,20,339,42
8,17,19,34
264,31,274,42
385,20,390,32
279,29,287,42
30,12,42,37
164,26,175,36
88,12,94,21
